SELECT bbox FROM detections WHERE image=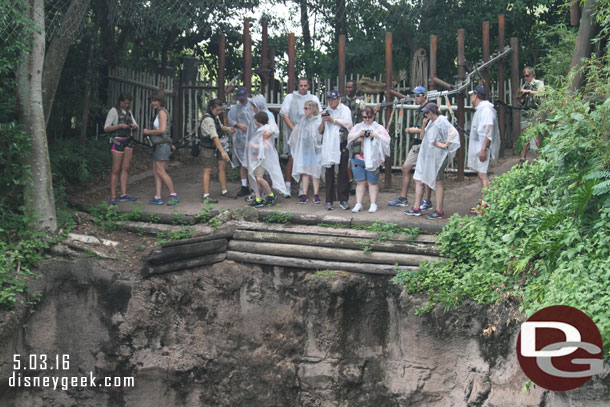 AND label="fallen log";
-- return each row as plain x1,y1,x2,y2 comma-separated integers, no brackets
144,238,227,265
161,224,236,248
234,221,437,244
226,251,415,275
233,230,440,256
227,241,438,266
141,252,226,278
115,221,215,237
